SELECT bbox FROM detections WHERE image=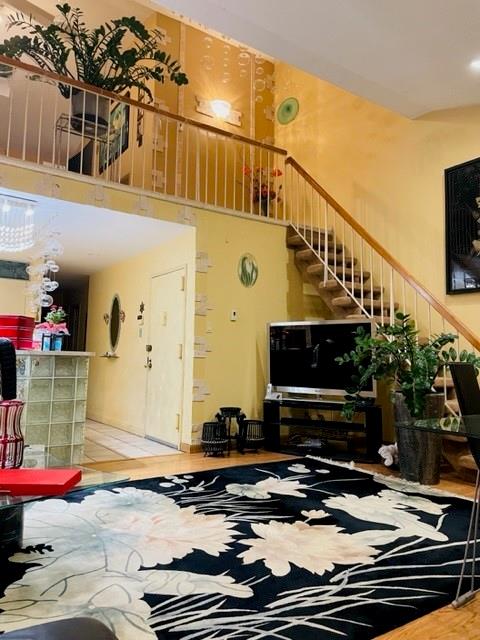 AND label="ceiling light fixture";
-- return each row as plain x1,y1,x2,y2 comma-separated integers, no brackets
469,58,480,72
0,195,36,252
